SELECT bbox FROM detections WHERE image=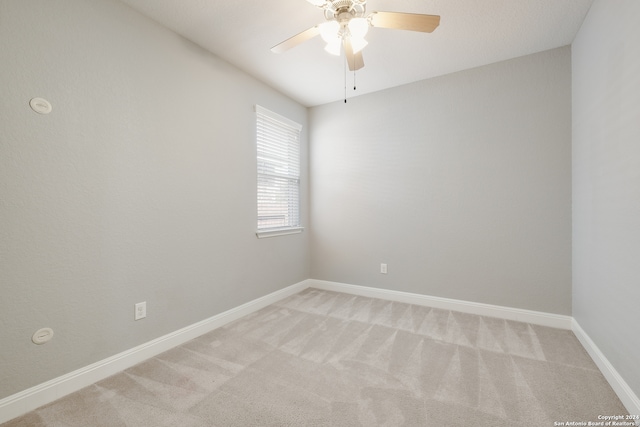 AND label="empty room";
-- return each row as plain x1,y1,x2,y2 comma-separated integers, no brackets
1,0,638,425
